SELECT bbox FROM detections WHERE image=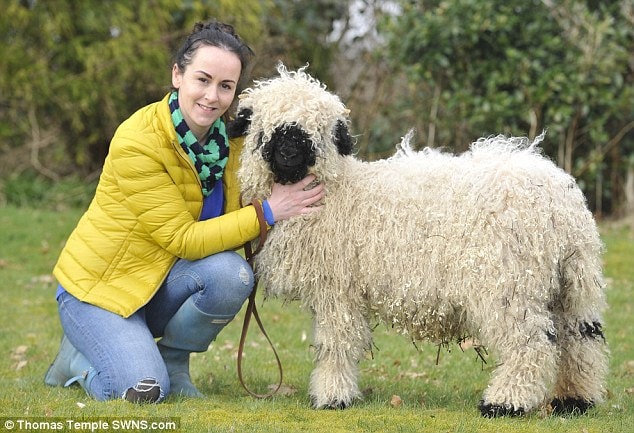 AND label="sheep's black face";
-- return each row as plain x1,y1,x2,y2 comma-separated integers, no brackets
261,124,316,184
